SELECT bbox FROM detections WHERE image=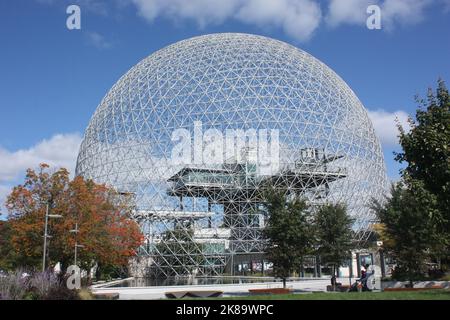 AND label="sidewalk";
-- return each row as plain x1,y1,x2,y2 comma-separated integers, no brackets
91,278,341,300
